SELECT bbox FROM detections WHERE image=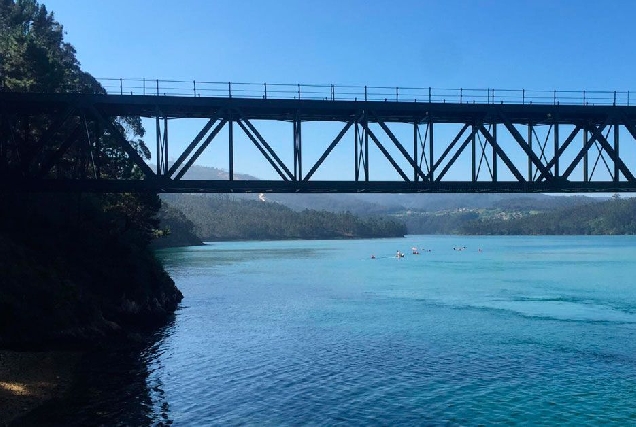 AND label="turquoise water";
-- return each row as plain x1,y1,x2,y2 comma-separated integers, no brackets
139,236,636,425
